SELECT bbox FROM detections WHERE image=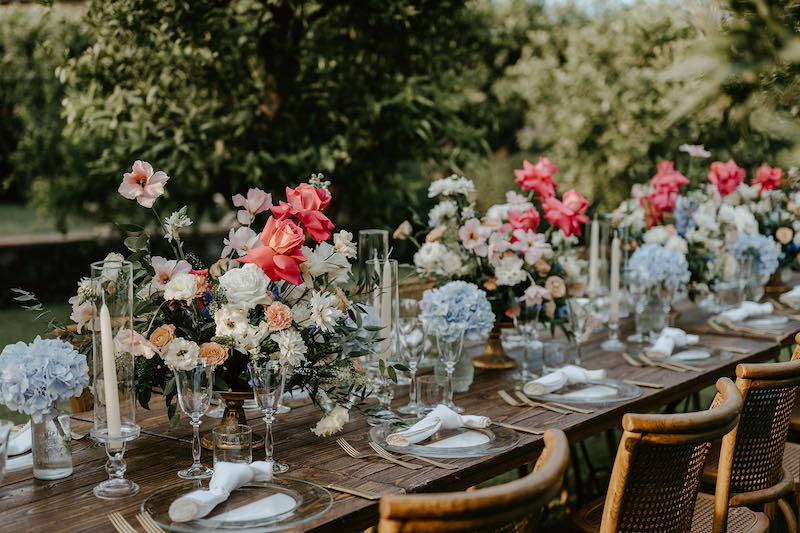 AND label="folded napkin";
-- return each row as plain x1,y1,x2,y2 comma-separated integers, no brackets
646,327,700,360
523,365,606,396
718,301,773,323
780,286,800,307
8,422,31,456
385,405,490,447
6,452,32,472
169,461,273,523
